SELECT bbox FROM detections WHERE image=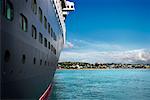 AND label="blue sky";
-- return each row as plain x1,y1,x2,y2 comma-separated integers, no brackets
60,0,150,64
